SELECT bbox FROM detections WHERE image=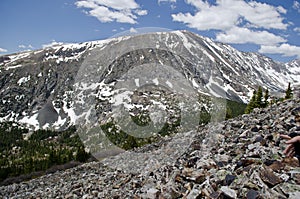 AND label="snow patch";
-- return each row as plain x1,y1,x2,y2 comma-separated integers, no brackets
152,78,159,85
6,65,23,70
111,90,133,107
135,78,140,87
17,75,31,85
166,80,173,88
19,113,39,131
